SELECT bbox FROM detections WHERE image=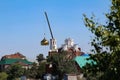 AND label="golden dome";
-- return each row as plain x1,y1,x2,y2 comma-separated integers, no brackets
41,37,49,45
